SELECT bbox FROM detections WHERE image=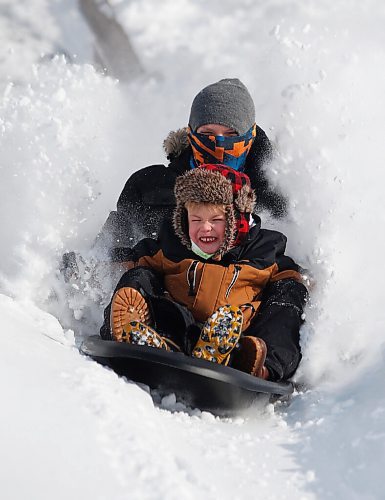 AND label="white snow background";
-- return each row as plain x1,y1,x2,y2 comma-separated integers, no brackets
1,1,385,499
